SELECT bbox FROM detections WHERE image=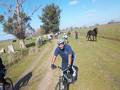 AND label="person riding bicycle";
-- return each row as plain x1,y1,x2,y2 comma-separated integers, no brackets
51,39,76,82
0,57,6,82
63,33,68,43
